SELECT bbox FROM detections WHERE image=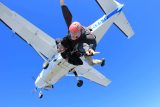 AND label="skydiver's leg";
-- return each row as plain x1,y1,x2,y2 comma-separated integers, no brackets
84,56,105,67
60,0,72,28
